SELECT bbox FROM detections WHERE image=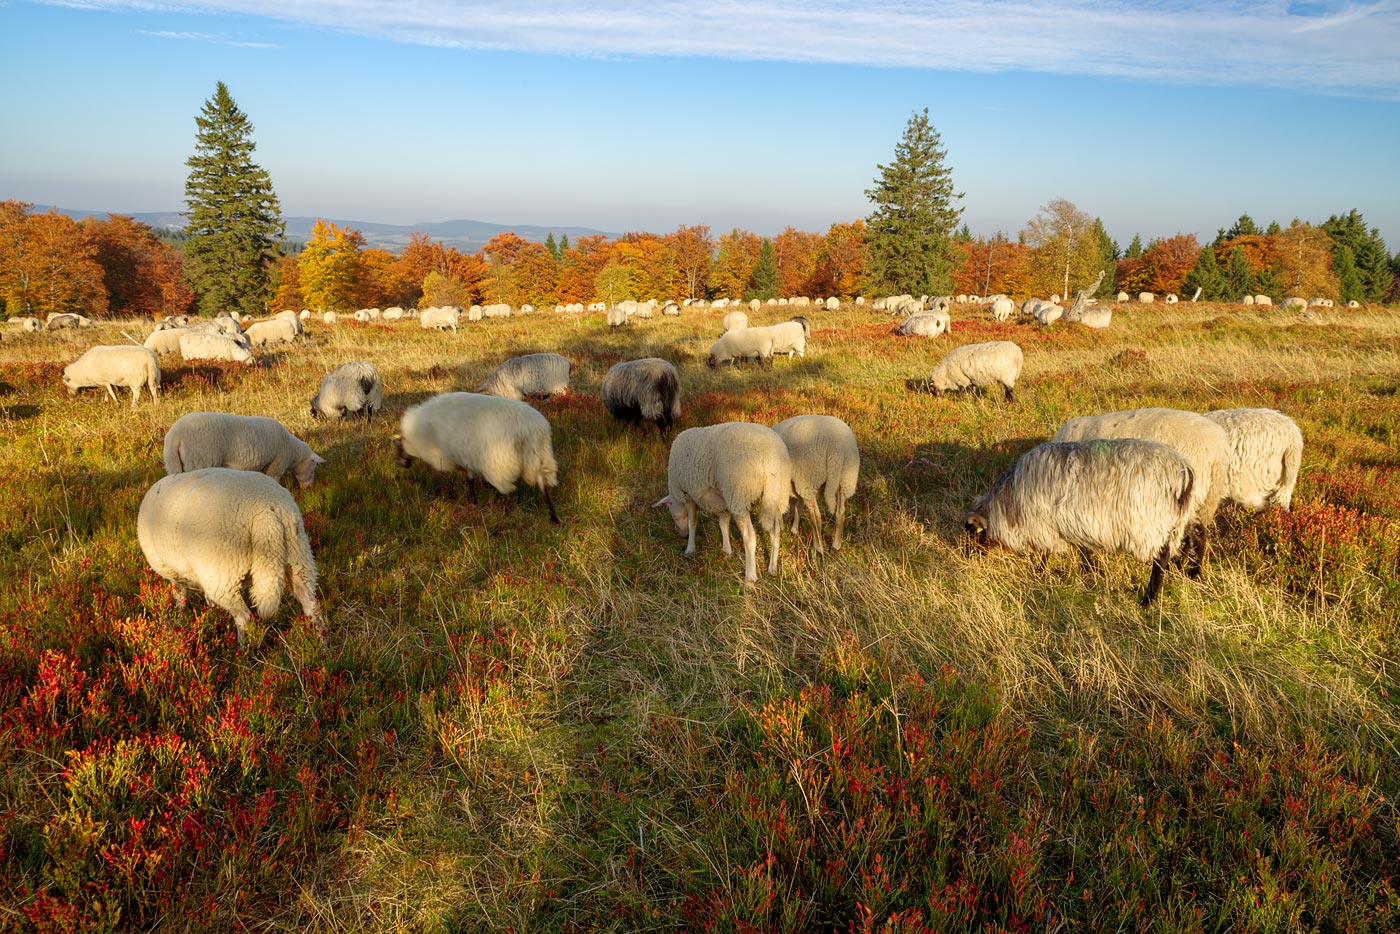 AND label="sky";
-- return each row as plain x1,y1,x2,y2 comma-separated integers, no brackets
3,0,1399,250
